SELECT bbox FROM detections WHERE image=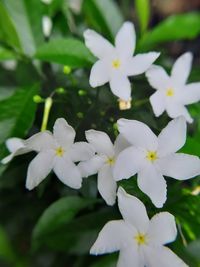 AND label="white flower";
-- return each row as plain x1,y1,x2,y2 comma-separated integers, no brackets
146,52,200,123
78,131,130,205
42,16,52,38
84,22,160,101
113,116,200,208
91,187,188,267
2,118,95,190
